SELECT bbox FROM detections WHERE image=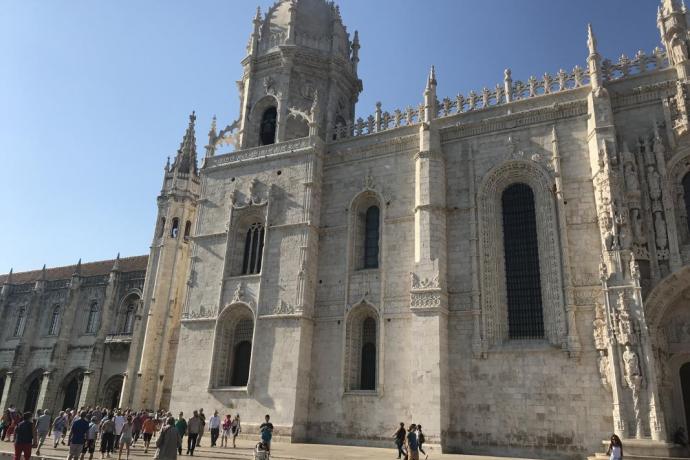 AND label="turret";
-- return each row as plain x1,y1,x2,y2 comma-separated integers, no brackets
658,0,690,77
